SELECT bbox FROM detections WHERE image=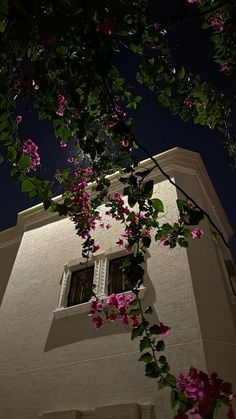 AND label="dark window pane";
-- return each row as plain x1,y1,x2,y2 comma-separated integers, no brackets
108,256,132,295
67,266,94,306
